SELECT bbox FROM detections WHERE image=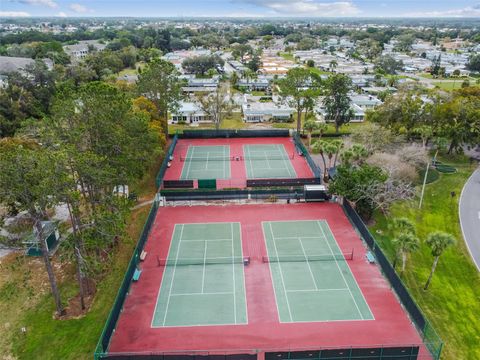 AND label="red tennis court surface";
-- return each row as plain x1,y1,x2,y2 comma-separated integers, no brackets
162,137,313,189
108,202,430,359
